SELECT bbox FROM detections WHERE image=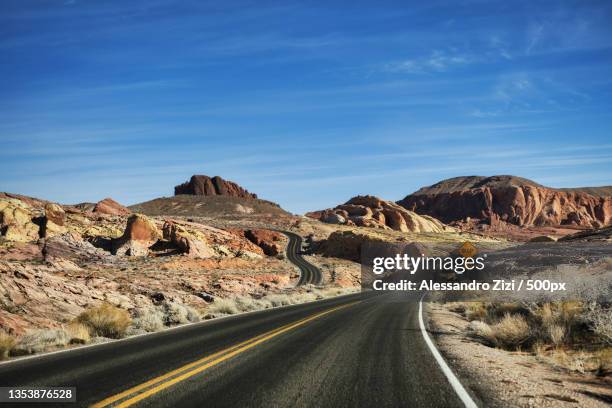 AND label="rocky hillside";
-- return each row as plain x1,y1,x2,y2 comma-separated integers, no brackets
306,195,451,233
175,175,257,199
0,193,293,336
398,175,611,230
130,195,289,219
